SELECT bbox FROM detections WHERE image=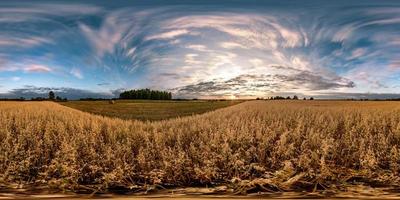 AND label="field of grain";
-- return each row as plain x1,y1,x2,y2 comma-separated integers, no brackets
1,100,400,196
59,100,242,121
